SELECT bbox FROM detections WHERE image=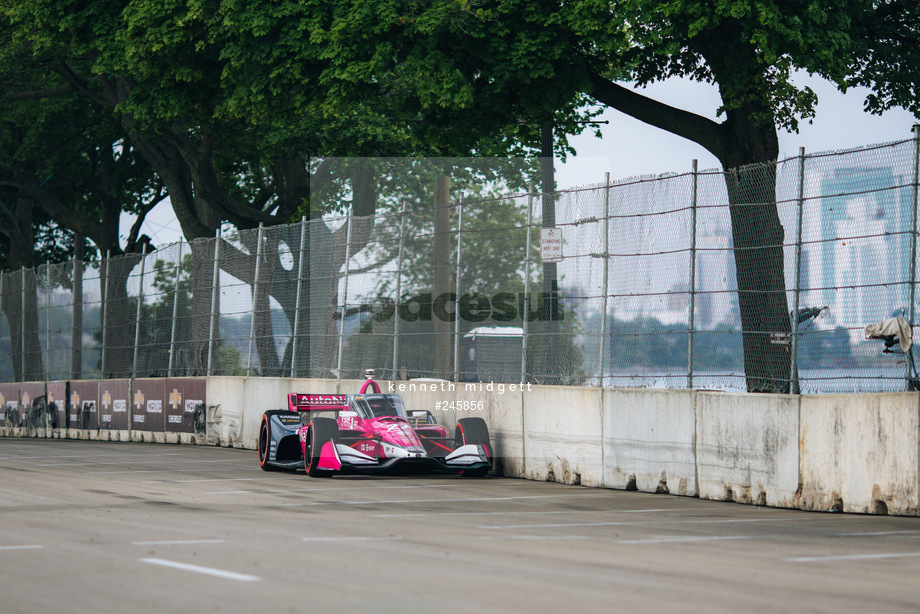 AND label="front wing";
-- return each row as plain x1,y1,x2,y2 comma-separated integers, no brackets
323,441,491,475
